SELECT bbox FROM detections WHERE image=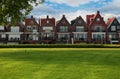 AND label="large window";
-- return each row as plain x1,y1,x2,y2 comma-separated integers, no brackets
76,26,84,32
93,34,104,40
9,34,20,41
58,34,70,40
43,27,53,32
60,26,68,32
93,26,105,32
111,26,116,31
74,34,87,40
117,26,120,30
0,26,4,30
11,27,19,32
